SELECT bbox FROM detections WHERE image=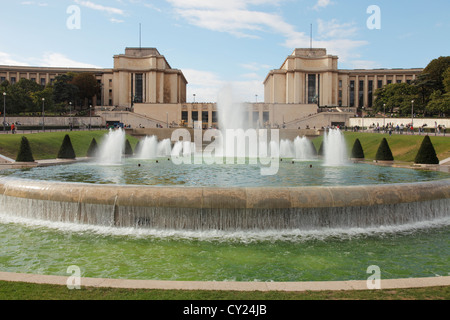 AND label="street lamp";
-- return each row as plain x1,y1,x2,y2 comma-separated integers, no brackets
411,100,414,126
362,107,365,132
69,102,72,131
255,94,258,103
89,105,92,131
383,103,386,132
42,98,45,132
3,92,6,132
166,112,169,128
193,94,196,103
